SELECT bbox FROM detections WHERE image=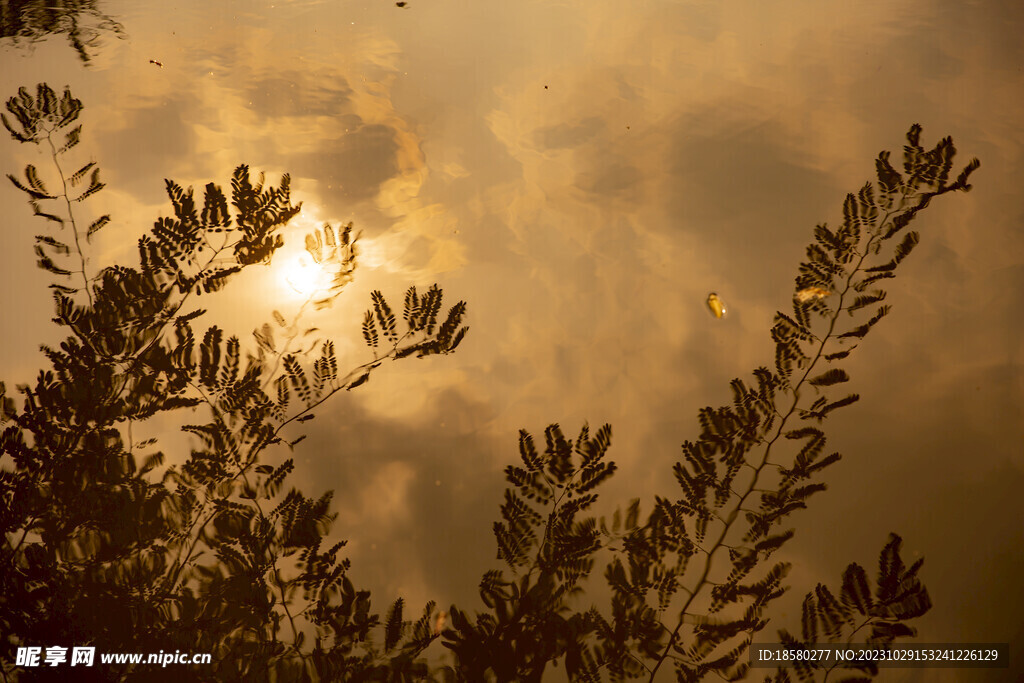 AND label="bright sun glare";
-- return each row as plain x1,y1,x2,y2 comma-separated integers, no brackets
279,254,327,296
273,215,390,300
